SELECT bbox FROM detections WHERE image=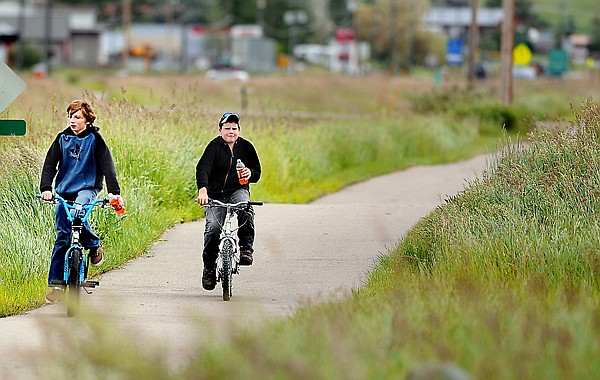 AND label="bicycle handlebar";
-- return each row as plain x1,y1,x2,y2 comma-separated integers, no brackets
36,194,109,223
203,199,263,208
36,193,109,206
